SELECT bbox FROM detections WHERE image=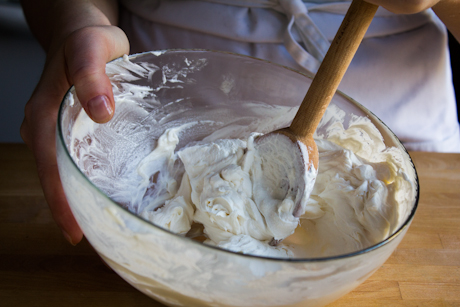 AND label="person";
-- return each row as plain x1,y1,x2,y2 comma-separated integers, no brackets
20,0,460,245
